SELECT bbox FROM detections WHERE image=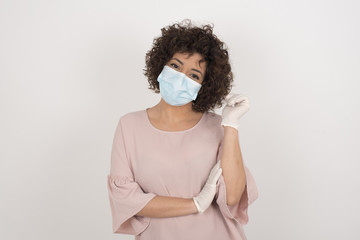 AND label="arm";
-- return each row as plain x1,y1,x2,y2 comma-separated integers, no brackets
220,93,250,206
136,196,198,218
220,126,246,206
215,93,259,225
137,161,222,217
